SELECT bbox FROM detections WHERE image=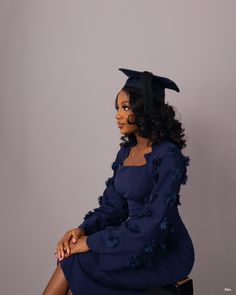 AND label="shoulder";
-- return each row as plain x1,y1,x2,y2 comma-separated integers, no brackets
149,140,190,174
149,140,190,183
115,142,131,163
151,139,186,161
111,142,131,170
